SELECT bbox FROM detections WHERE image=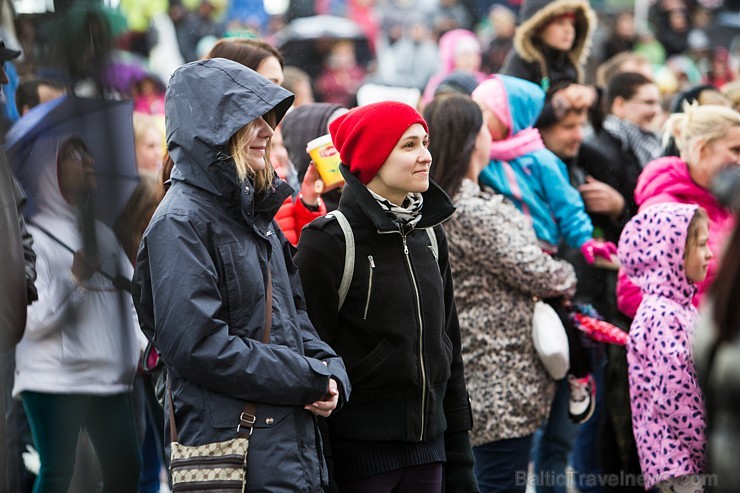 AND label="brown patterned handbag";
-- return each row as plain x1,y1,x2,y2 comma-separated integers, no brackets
168,270,273,492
